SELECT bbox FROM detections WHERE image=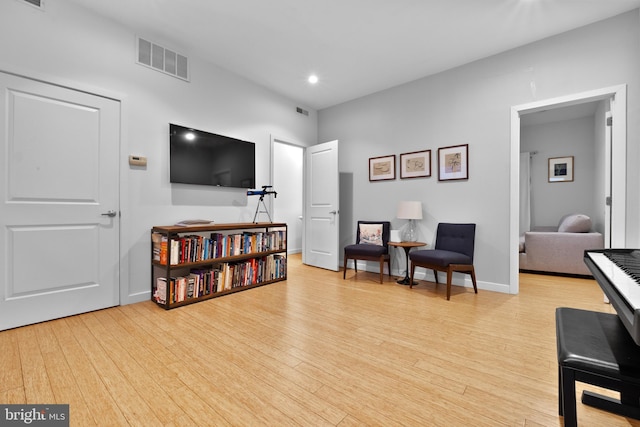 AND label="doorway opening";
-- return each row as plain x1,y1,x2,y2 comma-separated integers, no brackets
510,85,627,294
271,136,304,254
